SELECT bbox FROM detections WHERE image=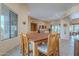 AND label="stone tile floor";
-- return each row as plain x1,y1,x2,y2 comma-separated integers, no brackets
3,39,74,56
